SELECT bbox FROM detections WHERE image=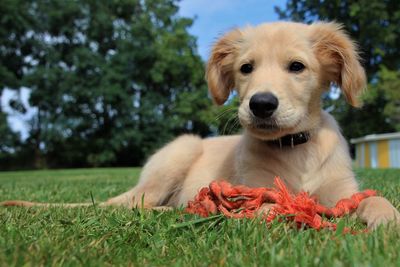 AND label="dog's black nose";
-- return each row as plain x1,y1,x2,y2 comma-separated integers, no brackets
249,93,279,118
